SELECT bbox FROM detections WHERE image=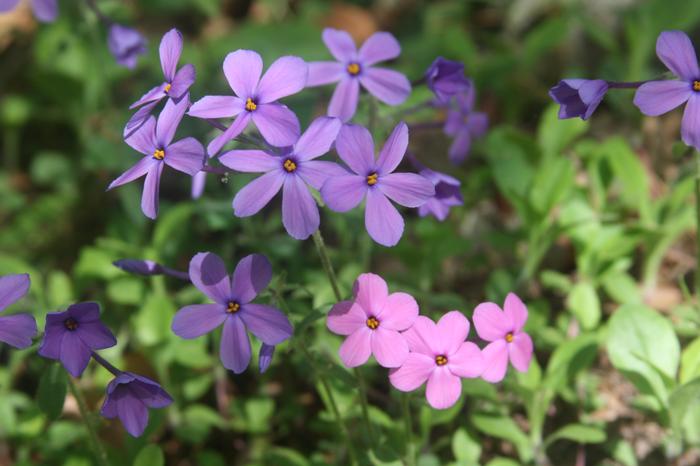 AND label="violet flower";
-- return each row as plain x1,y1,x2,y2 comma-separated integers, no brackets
425,57,471,104
633,30,700,149
444,87,488,164
188,50,308,155
307,28,411,121
473,293,533,383
259,343,275,373
108,24,147,70
320,122,434,247
0,274,37,349
108,95,205,219
0,0,57,22
191,170,207,199
126,28,196,133
221,116,343,240
101,371,173,437
389,311,484,410
171,252,293,374
417,169,463,221
327,273,418,368
38,302,117,377
549,79,609,120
